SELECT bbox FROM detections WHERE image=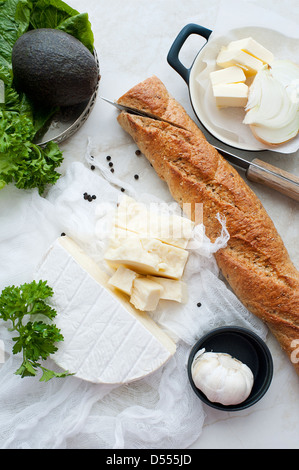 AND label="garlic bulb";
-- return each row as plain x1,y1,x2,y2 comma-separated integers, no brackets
243,61,299,145
191,349,254,406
